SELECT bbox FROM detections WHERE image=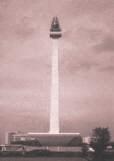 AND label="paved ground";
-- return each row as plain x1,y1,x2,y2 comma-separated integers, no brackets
0,157,114,161
0,157,86,161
